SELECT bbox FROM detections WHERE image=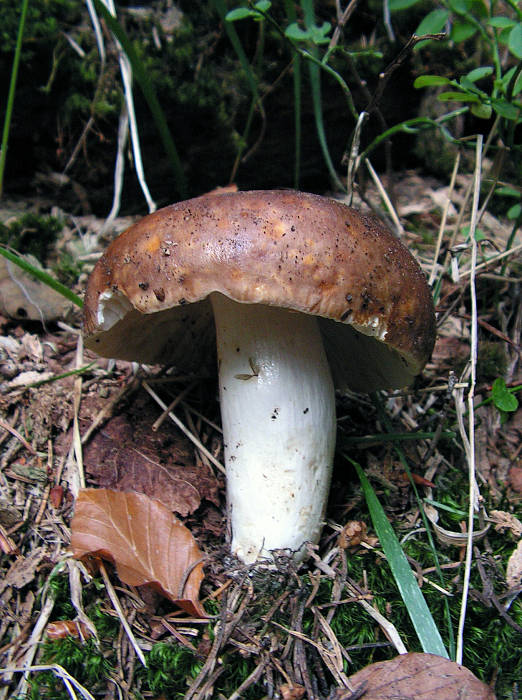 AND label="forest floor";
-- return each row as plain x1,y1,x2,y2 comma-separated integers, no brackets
0,171,520,699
